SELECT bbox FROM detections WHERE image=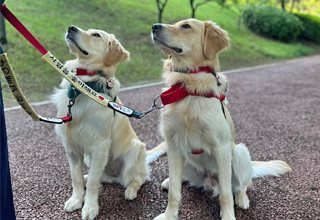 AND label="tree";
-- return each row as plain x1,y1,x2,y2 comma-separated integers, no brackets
0,14,7,45
189,0,226,18
155,0,169,23
280,0,286,10
190,0,213,18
